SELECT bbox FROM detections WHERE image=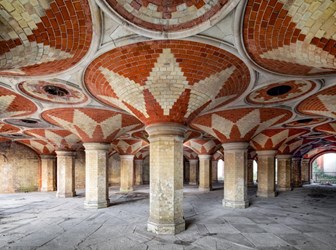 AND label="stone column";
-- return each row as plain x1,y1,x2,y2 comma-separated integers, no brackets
247,158,254,187
223,142,249,208
120,155,135,192
198,155,212,192
301,158,310,184
257,150,277,198
189,159,198,185
292,158,302,187
146,123,186,235
83,143,110,209
56,151,76,198
277,154,292,191
135,159,143,185
212,160,218,183
40,155,56,192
